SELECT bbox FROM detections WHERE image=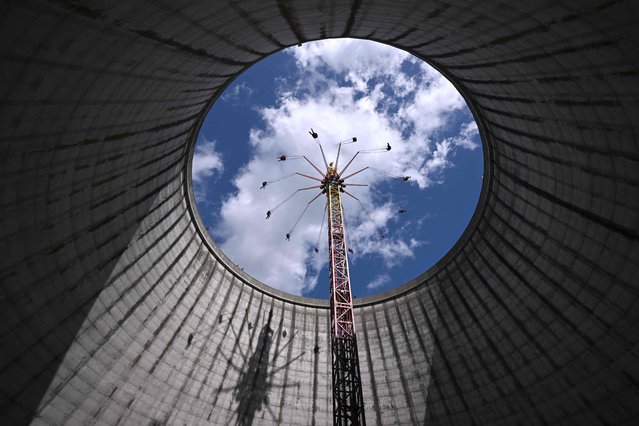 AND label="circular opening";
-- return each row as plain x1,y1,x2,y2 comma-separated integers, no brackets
190,39,484,299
